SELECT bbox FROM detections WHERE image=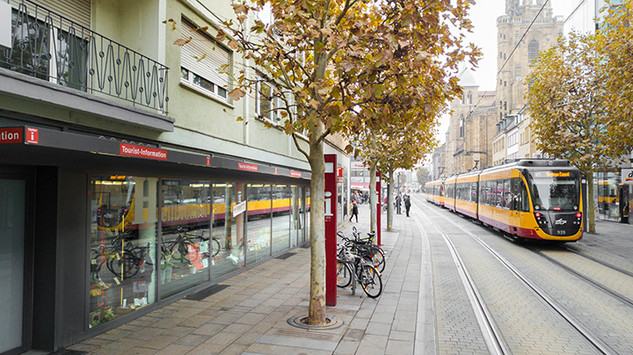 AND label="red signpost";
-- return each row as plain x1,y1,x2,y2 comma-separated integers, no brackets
324,154,337,306
376,172,382,246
